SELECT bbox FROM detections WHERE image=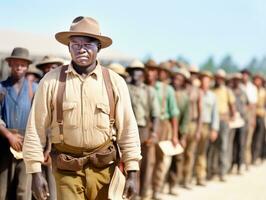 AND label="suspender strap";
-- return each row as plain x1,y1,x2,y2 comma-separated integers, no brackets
56,65,68,143
102,67,115,129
